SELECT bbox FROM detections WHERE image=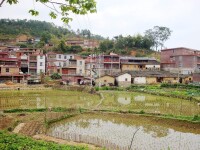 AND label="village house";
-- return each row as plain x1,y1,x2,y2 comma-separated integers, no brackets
95,75,115,86
115,72,131,87
161,47,200,74
46,52,75,75
61,56,85,85
89,53,121,76
120,56,160,72
129,71,192,84
65,38,99,49
0,52,27,83
16,34,30,43
28,53,45,83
